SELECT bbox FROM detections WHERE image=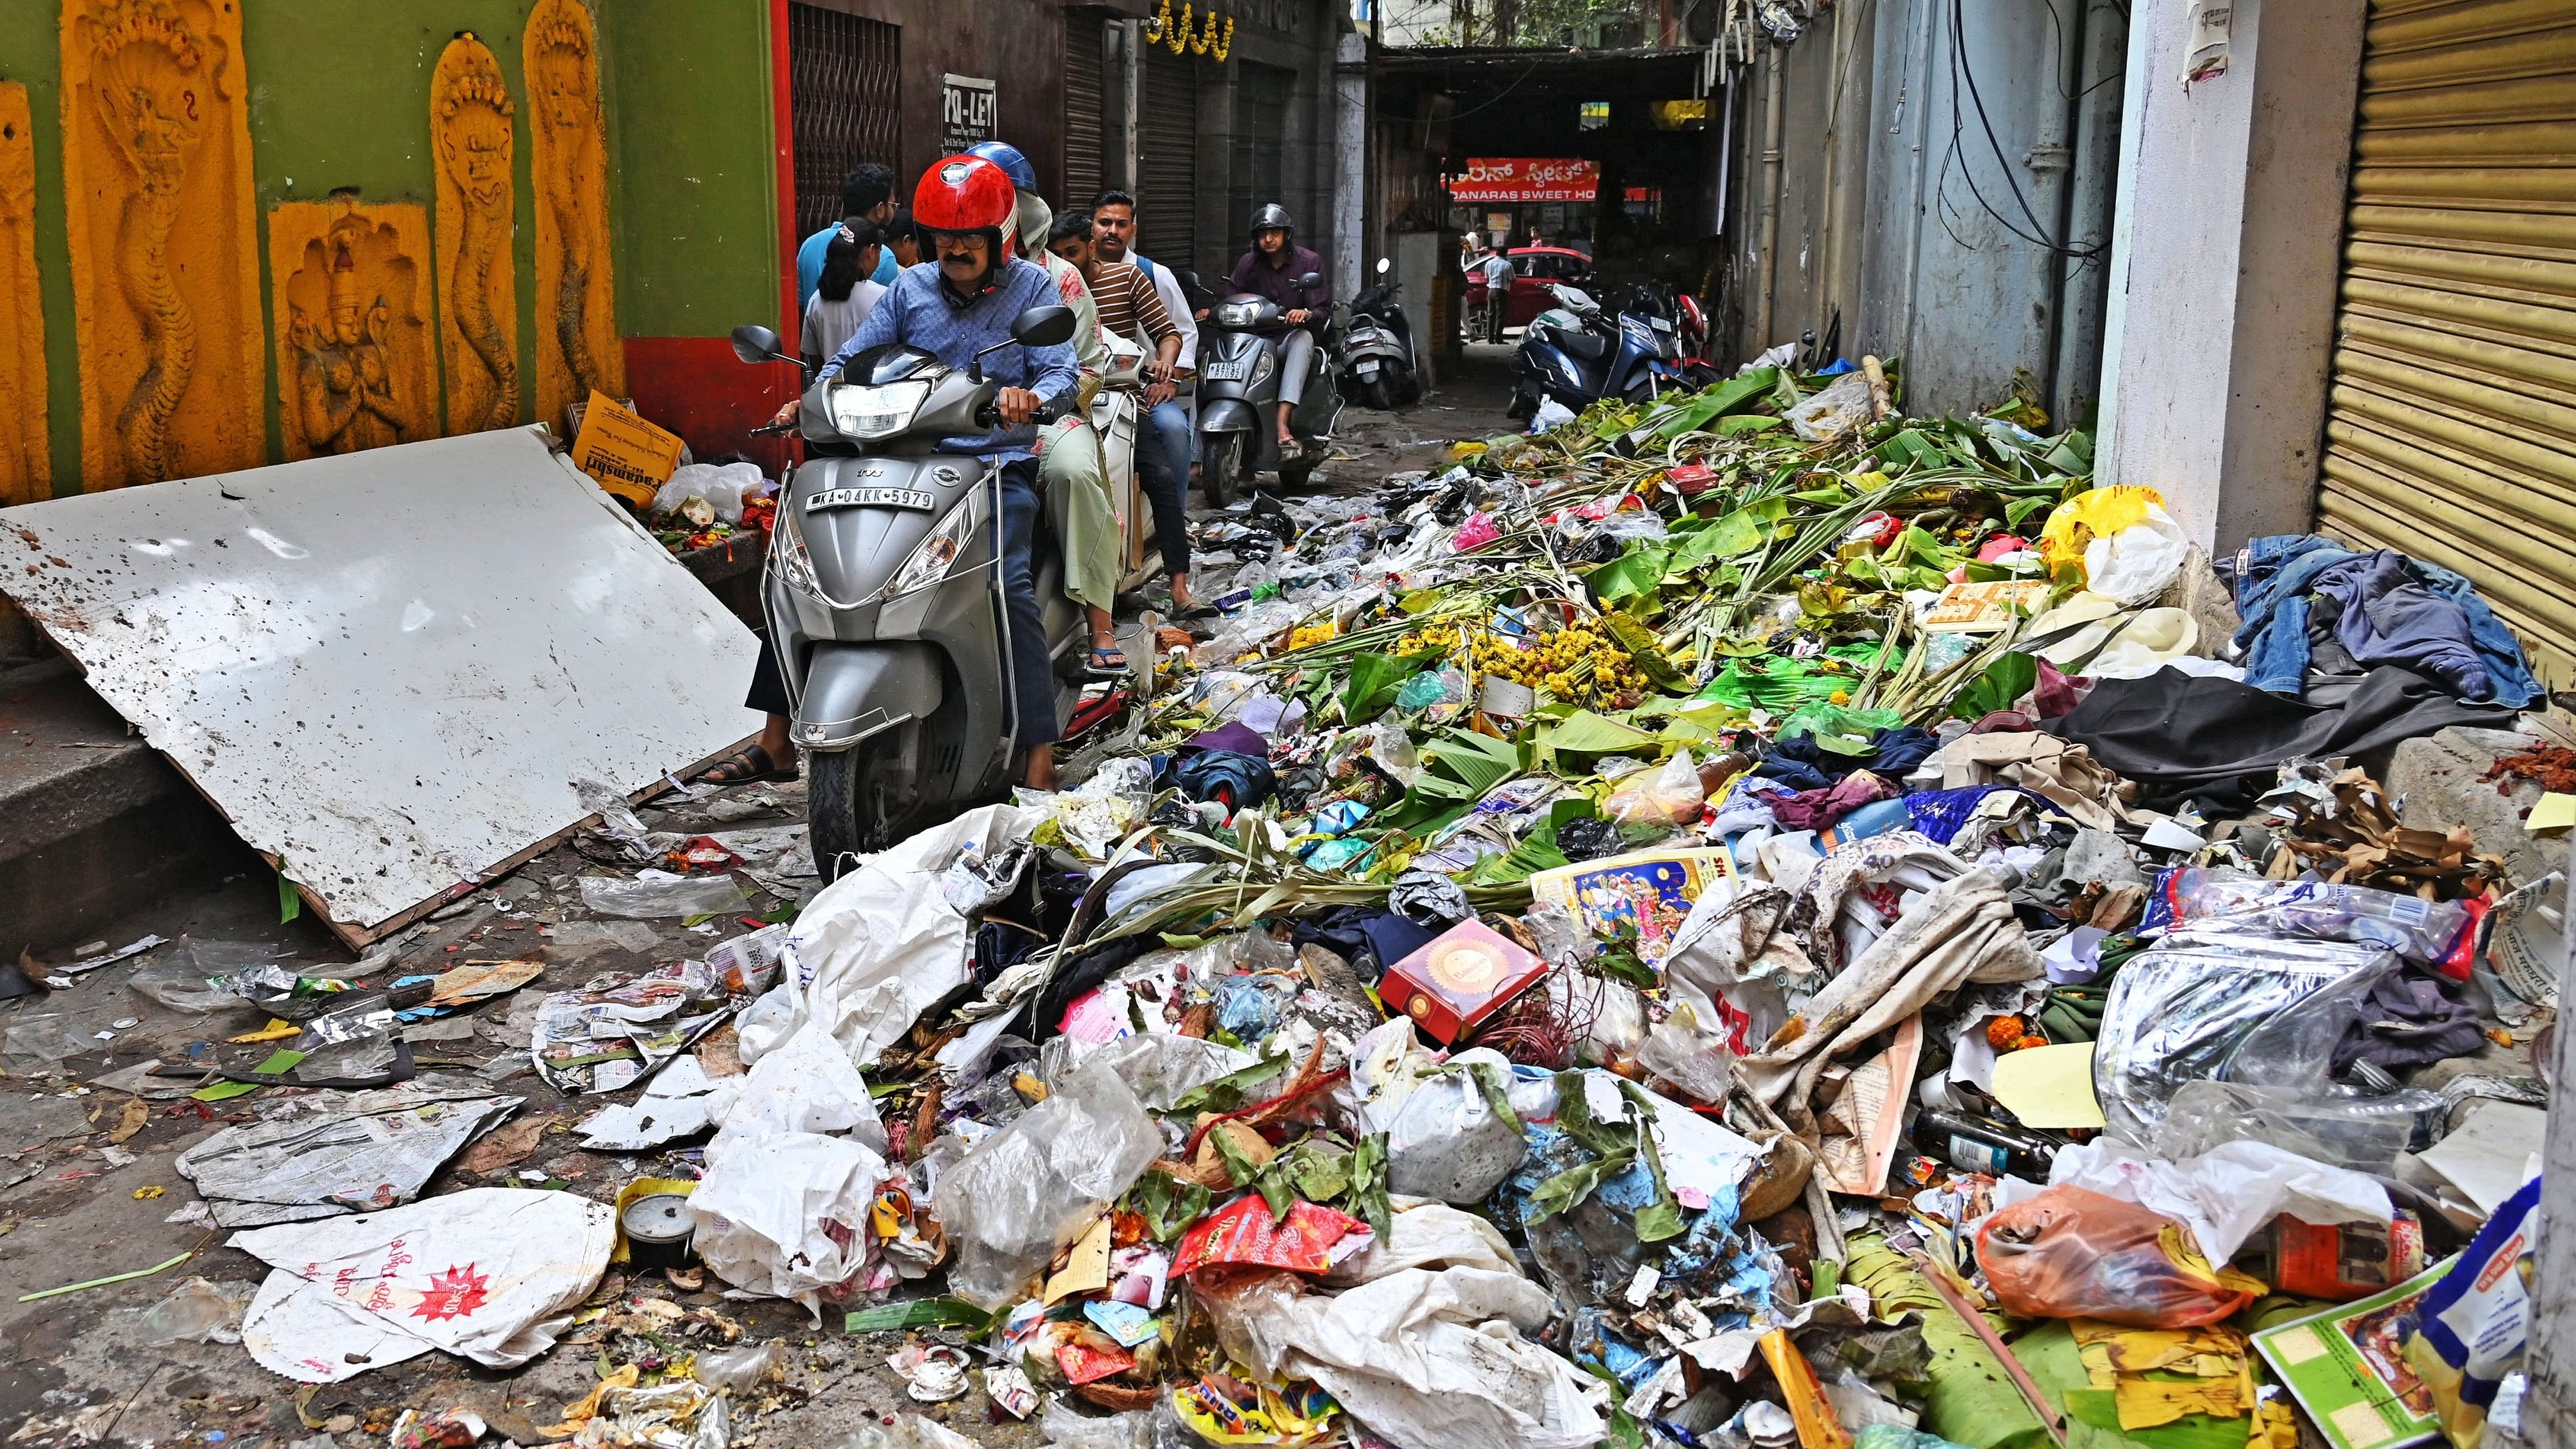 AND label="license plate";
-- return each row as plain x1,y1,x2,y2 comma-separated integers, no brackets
1202,358,1251,382
1356,361,1381,376
809,486,936,512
